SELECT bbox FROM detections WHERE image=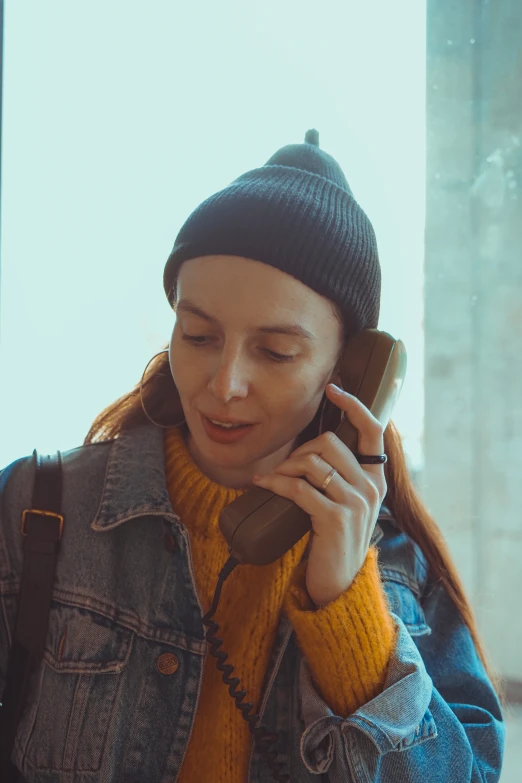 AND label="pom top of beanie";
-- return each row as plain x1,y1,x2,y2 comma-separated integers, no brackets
264,129,354,196
305,128,320,146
